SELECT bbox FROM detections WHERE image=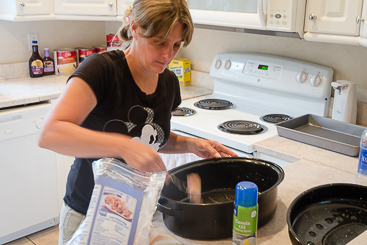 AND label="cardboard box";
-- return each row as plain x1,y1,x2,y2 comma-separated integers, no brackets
169,58,191,86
